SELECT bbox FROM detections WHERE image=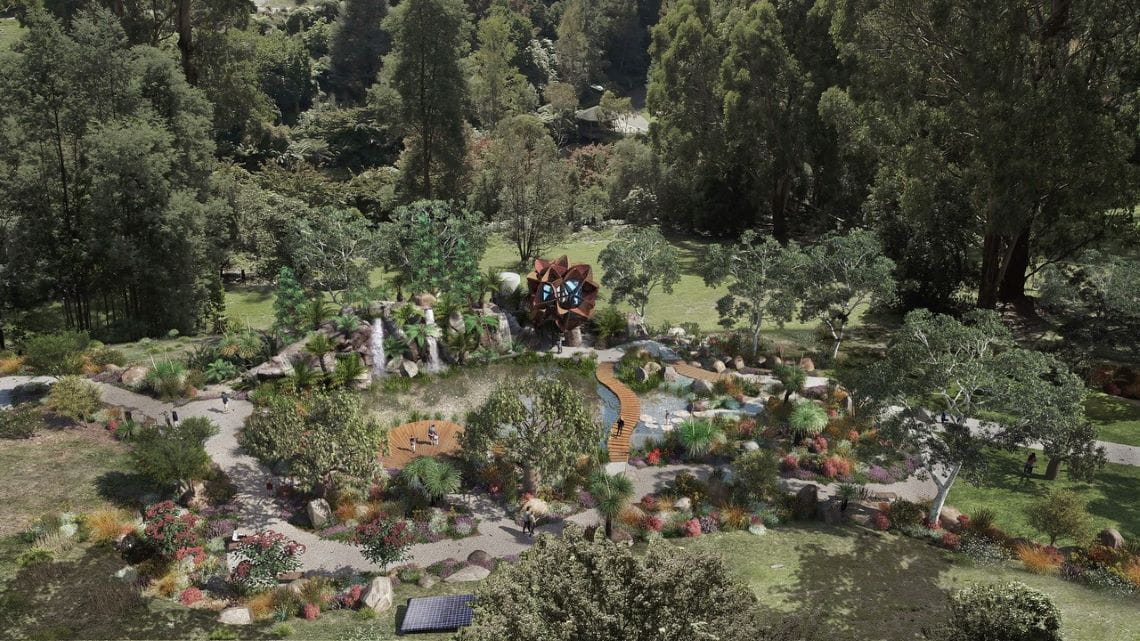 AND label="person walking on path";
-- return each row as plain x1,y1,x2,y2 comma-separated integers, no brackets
163,411,172,428
522,510,535,537
556,335,564,354
171,410,180,427
1022,452,1037,481
409,435,417,453
616,418,625,437
221,392,230,414
428,423,439,447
